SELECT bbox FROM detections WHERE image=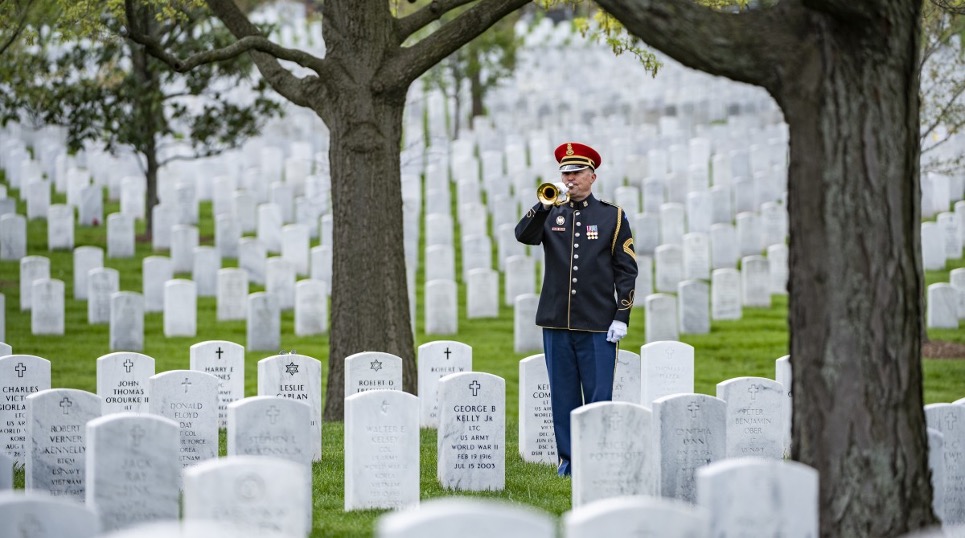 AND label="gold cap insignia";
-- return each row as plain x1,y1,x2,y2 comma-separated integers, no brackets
565,143,574,156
